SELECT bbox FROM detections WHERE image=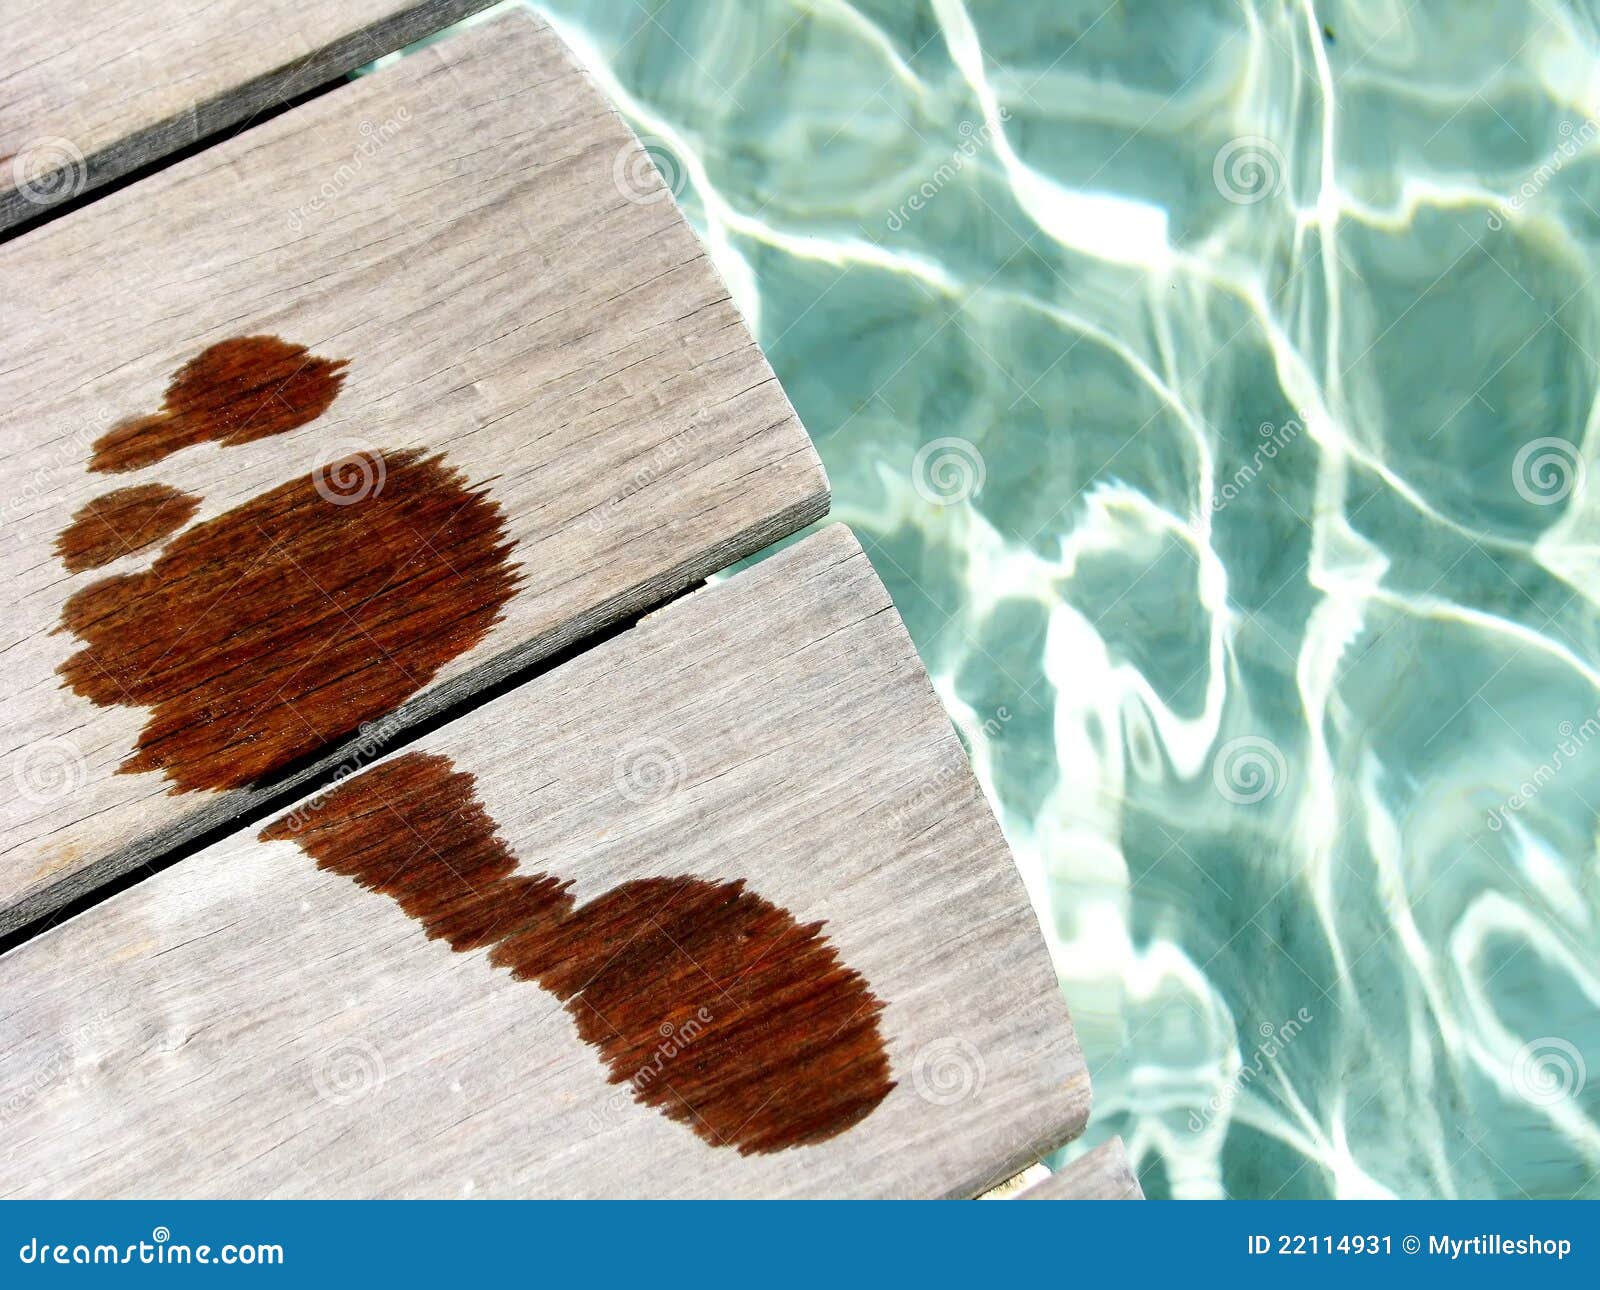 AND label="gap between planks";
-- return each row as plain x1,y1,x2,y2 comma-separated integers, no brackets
1,0,502,232
0,525,1089,1198
1,8,827,934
